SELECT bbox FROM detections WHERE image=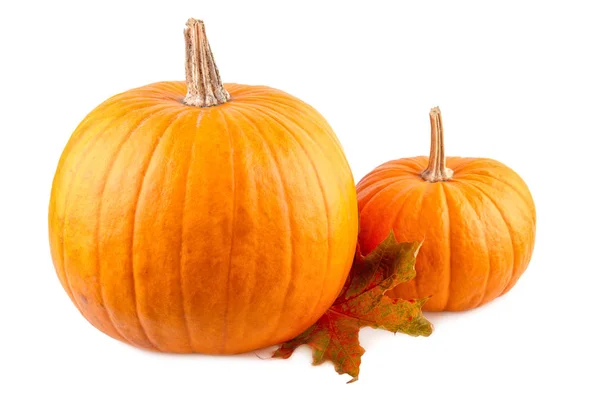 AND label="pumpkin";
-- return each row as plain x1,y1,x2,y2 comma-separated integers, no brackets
48,19,358,354
356,108,535,311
